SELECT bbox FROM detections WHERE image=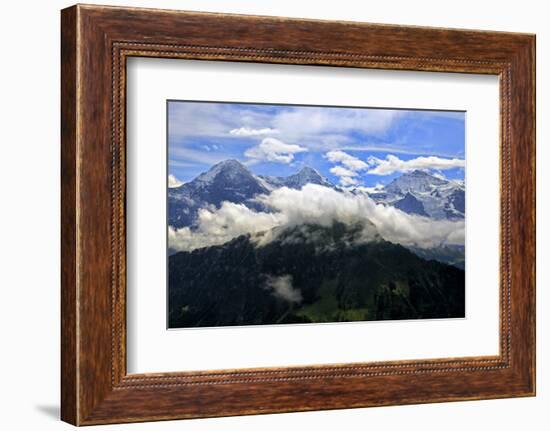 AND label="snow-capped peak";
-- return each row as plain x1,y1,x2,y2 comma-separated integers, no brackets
364,170,465,220
286,167,330,186
194,159,251,184
261,166,333,190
